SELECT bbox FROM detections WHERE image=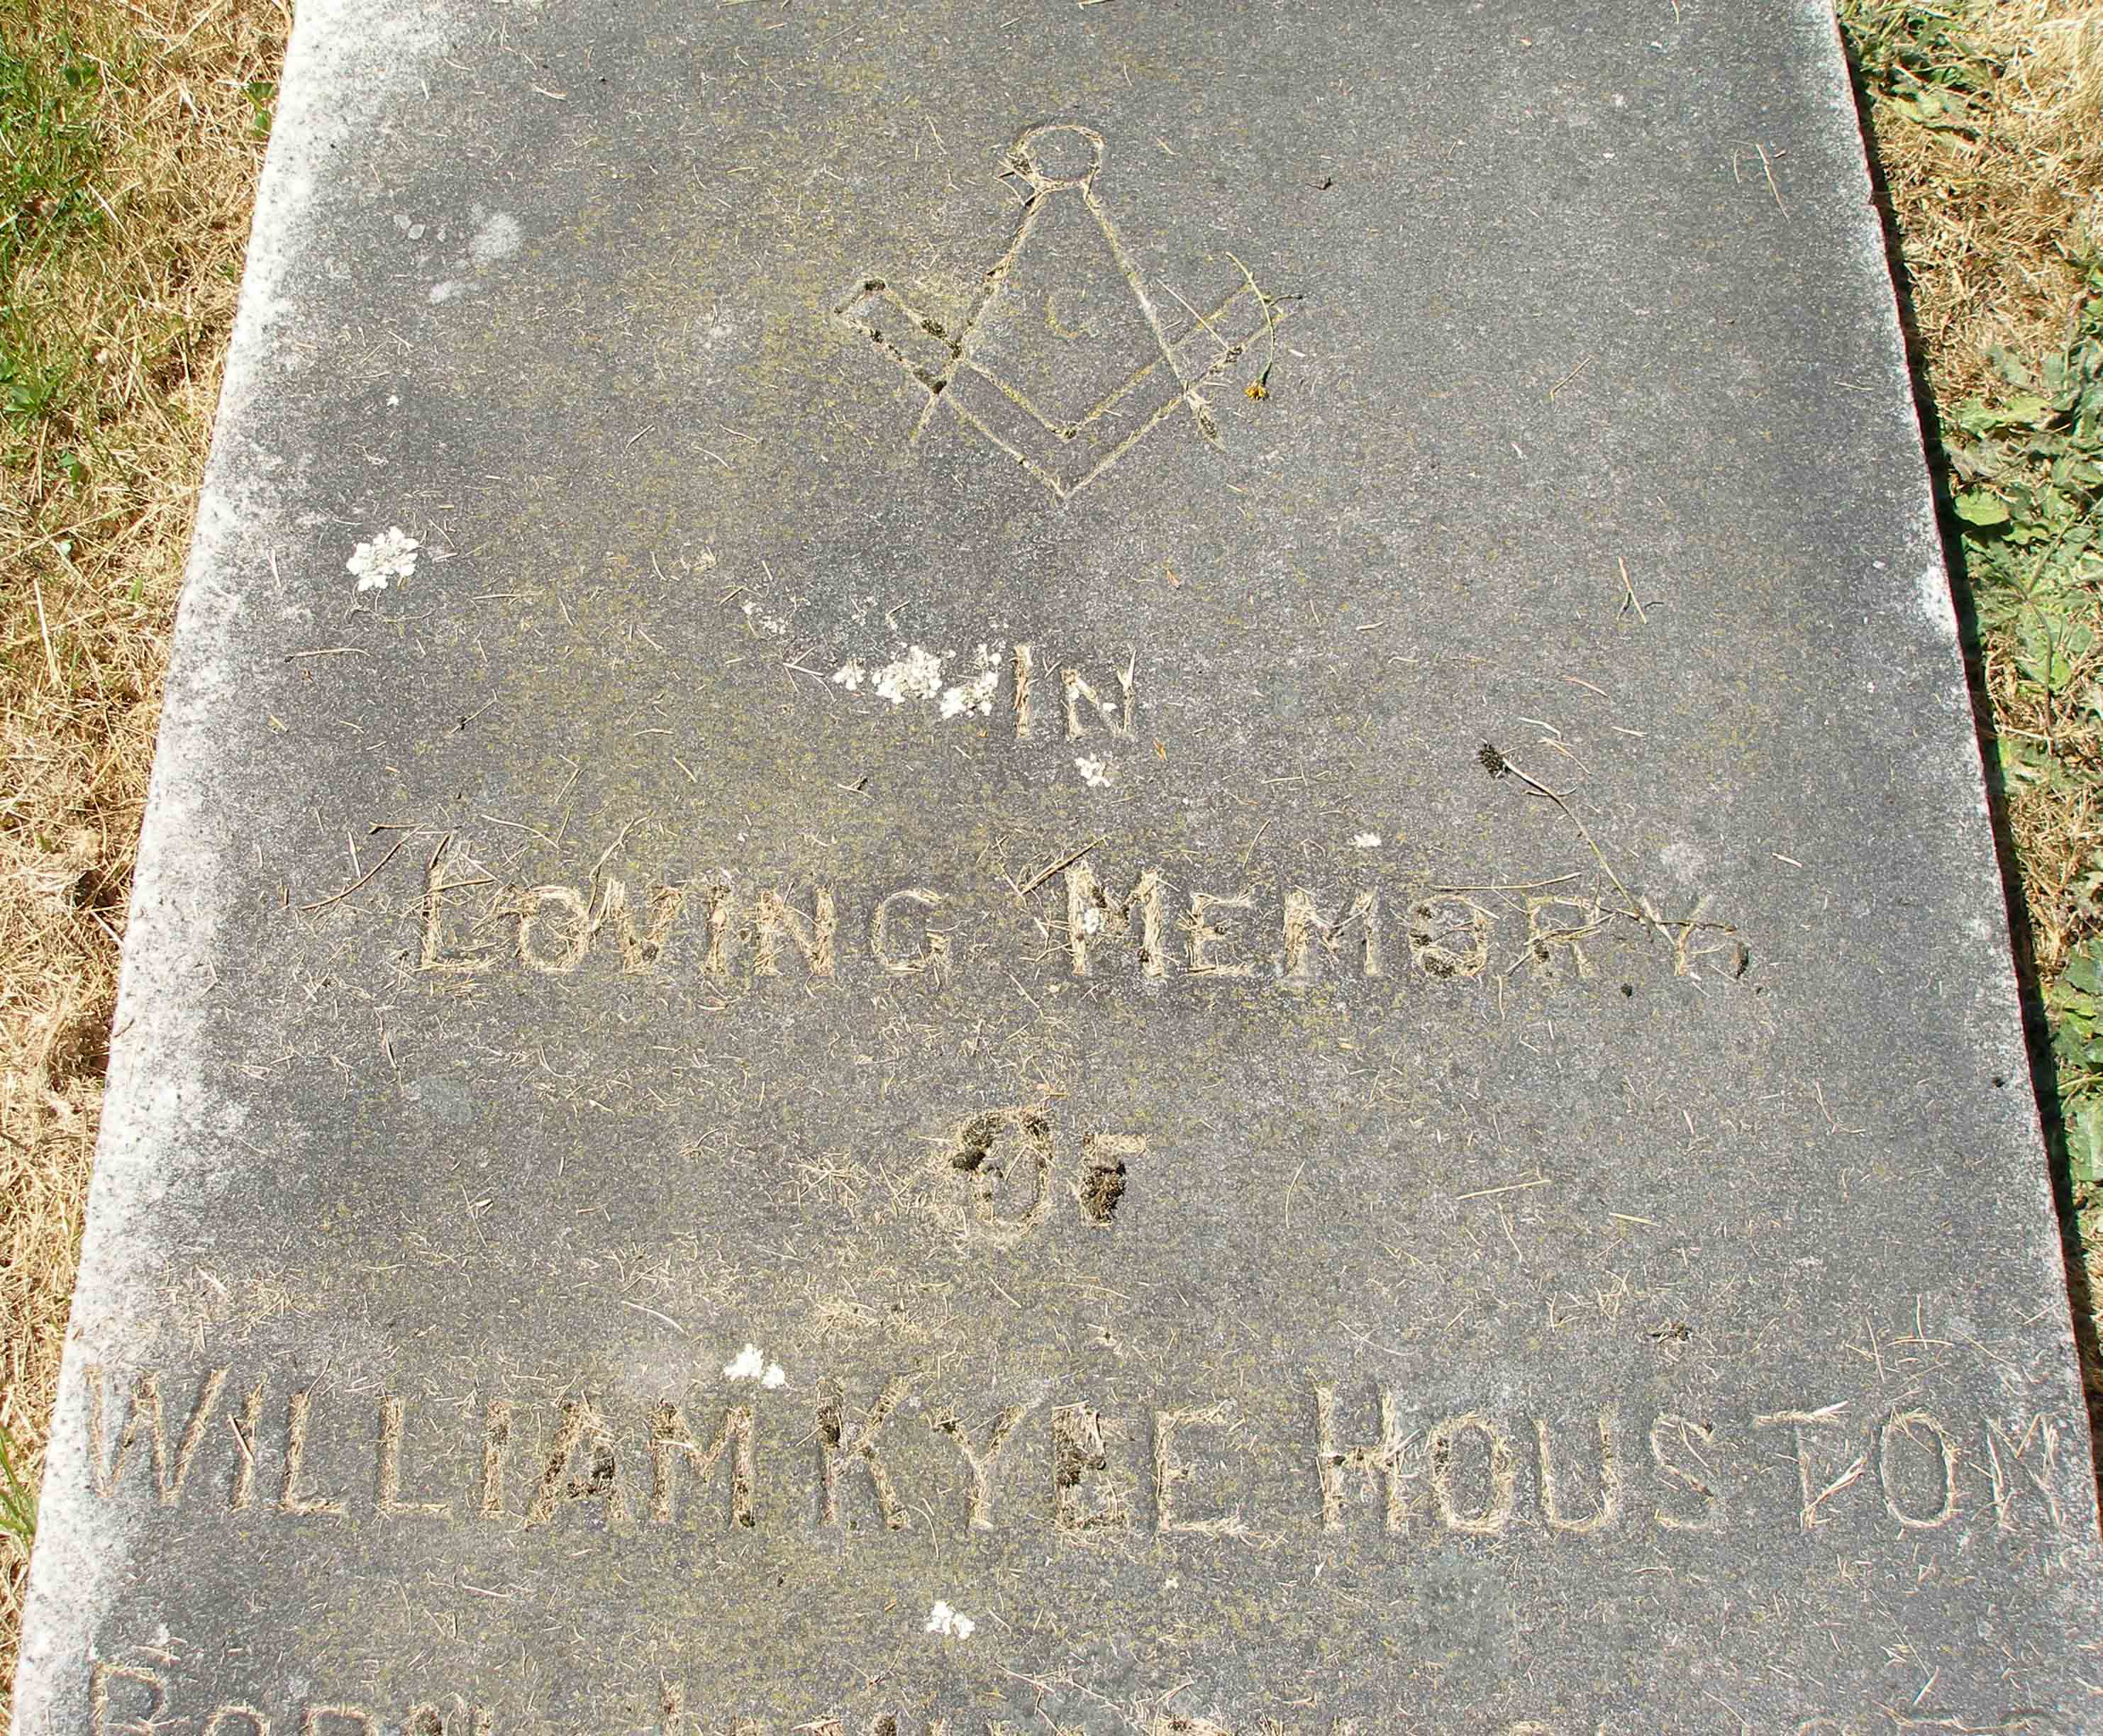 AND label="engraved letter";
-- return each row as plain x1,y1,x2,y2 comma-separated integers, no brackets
1184,891,1260,977
1426,1412,1516,1535
1984,1415,2064,1535
1649,1413,1722,1532
229,1381,262,1510
1013,643,1036,739
1065,861,1165,978
516,883,594,973
1282,888,1382,986
808,1721,950,1736
1535,1410,1620,1535
753,886,838,978
1076,1131,1141,1228
403,1707,488,1736
299,1710,377,1736
526,1396,631,1528
1314,1384,1408,1532
375,1396,453,1518
597,877,689,972
819,1376,916,1530
950,1107,1053,1247
870,888,950,976
935,1399,1038,1530
202,1709,271,1736
1878,1410,1958,1530
421,837,499,973
87,1365,227,1506
90,1662,166,1736
479,1400,512,1519
1406,896,1491,979
1525,894,1599,982
280,1389,348,1517
1062,655,1136,741
1154,1401,1243,1535
701,883,736,976
1053,1403,1131,1532
1755,1406,1864,1530
650,1403,757,1528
